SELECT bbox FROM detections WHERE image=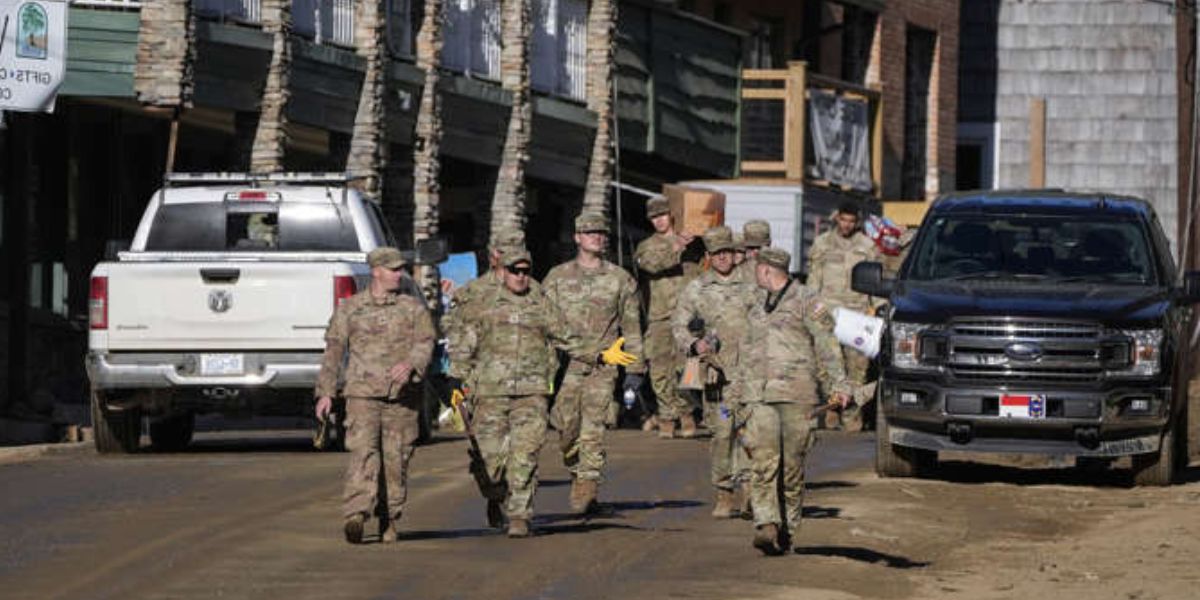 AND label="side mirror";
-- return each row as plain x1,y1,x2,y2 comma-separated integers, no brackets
852,261,895,298
104,239,130,260
415,238,449,266
1177,270,1200,304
